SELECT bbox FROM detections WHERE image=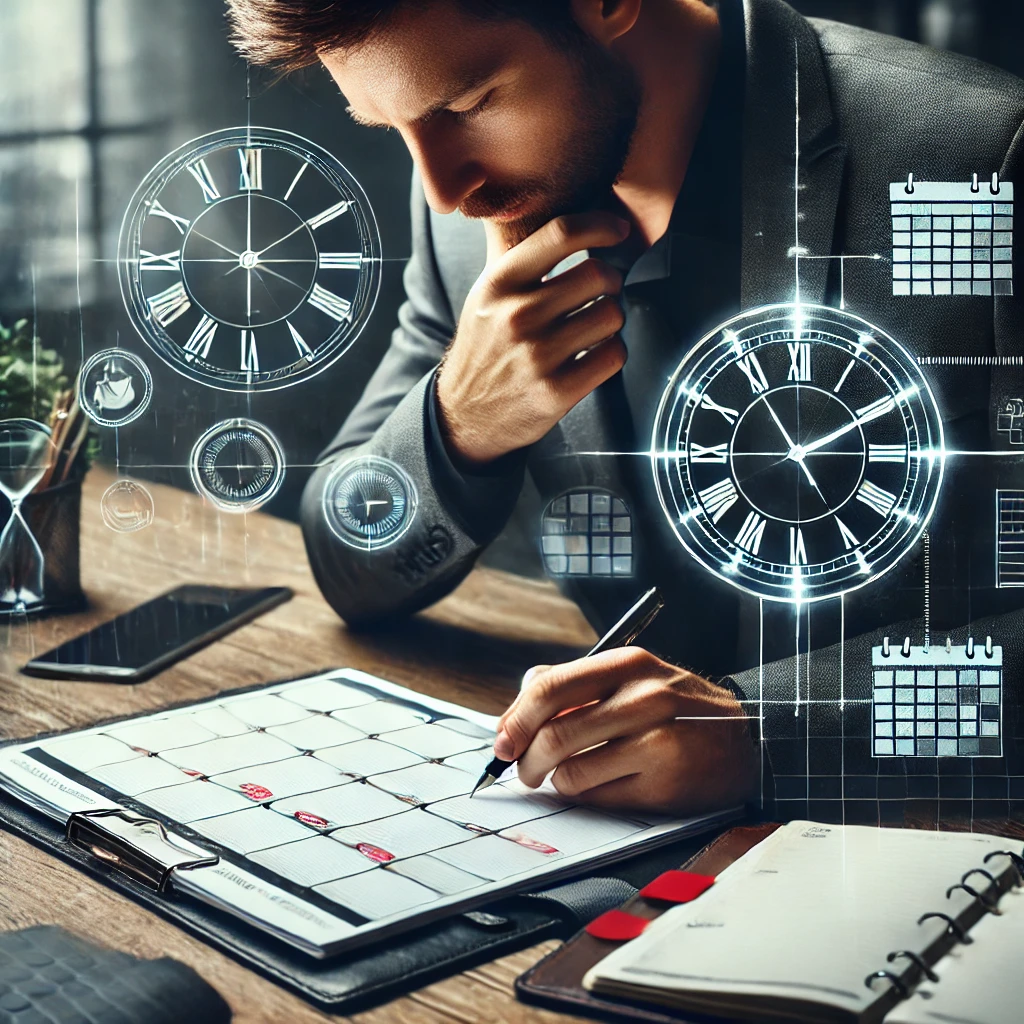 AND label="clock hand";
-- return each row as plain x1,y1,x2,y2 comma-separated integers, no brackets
799,397,895,457
255,221,309,260
188,229,242,260
761,396,824,496
224,260,307,292
246,185,253,327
